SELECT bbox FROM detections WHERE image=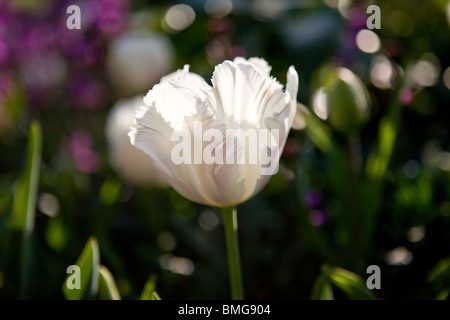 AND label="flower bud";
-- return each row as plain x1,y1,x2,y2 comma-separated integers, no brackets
322,67,370,135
